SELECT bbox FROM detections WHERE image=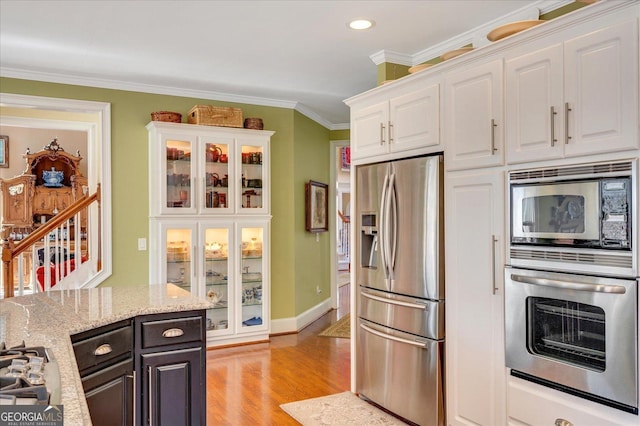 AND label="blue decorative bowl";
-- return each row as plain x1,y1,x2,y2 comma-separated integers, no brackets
43,168,64,187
